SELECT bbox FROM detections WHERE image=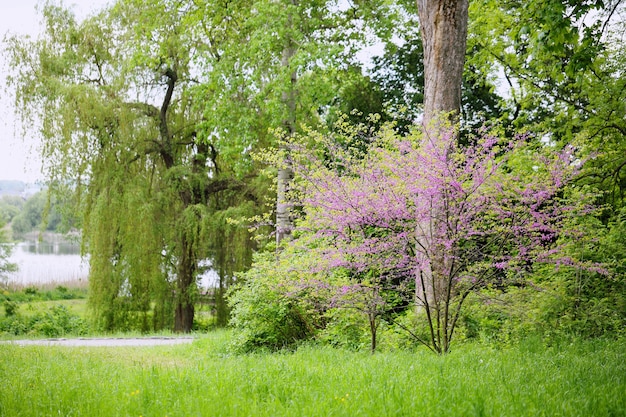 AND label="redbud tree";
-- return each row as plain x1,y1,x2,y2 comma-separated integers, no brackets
289,122,600,354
